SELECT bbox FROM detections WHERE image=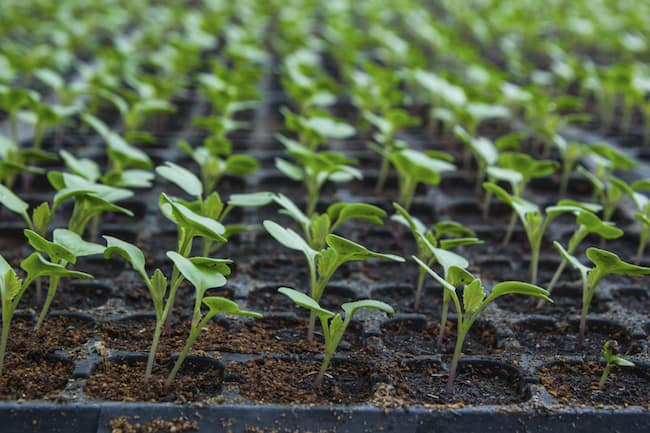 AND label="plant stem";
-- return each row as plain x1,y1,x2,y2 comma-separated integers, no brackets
0,316,10,376
35,276,61,330
577,294,590,351
598,363,612,389
144,321,163,384
313,352,333,390
530,245,539,285
165,325,201,388
375,156,390,194
636,226,649,265
414,267,426,311
446,328,466,395
437,294,449,351
502,212,517,246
